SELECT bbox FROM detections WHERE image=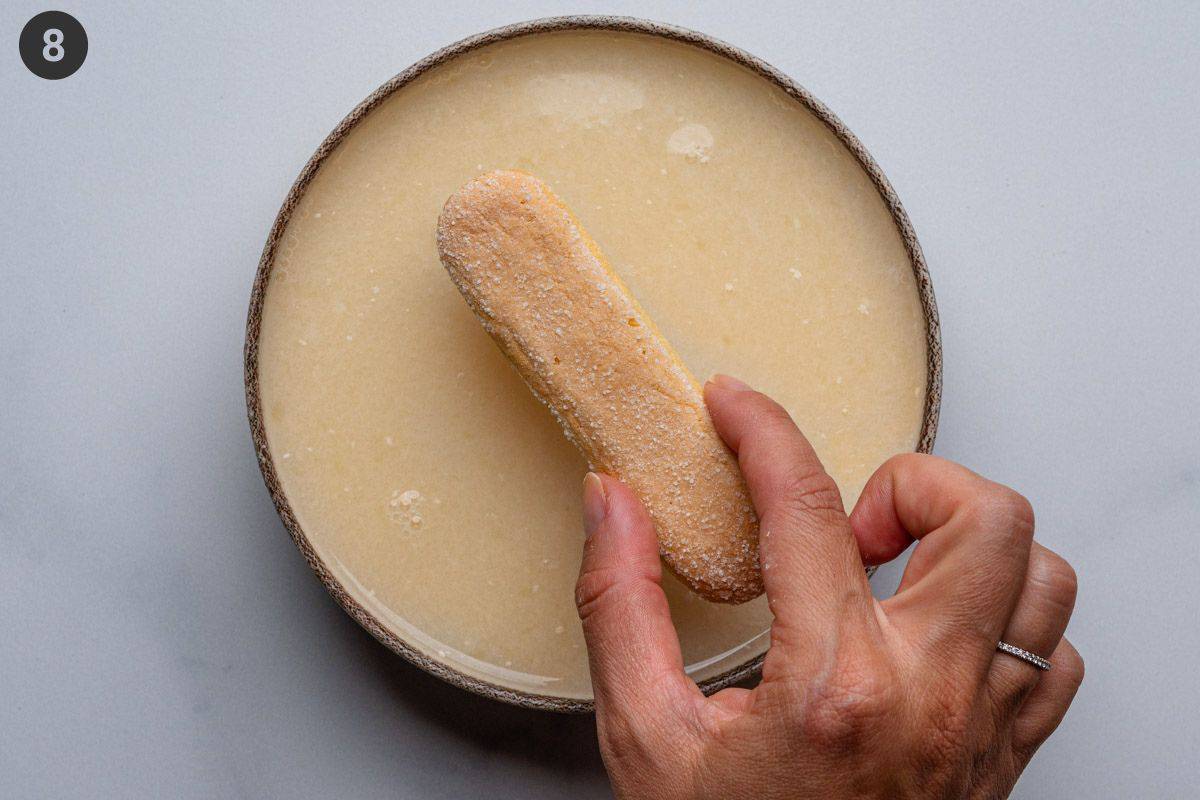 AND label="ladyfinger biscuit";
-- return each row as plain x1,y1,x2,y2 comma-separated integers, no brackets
437,171,762,603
